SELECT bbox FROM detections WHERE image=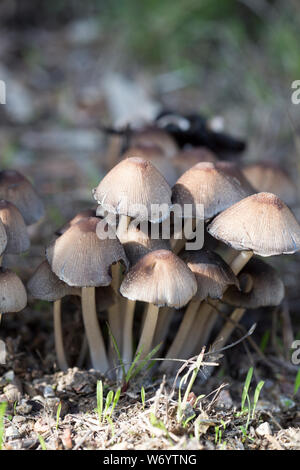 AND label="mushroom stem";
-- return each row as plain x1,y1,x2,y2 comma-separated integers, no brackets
161,299,201,370
107,263,122,360
213,307,245,349
53,299,68,371
81,287,109,372
152,306,174,352
122,299,136,371
230,250,253,275
179,300,217,360
136,303,159,359
184,250,254,356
